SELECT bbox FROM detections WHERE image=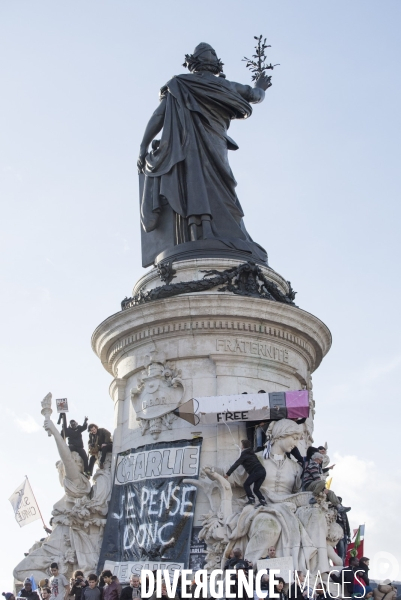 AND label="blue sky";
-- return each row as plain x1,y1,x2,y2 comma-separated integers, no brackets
1,0,400,589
